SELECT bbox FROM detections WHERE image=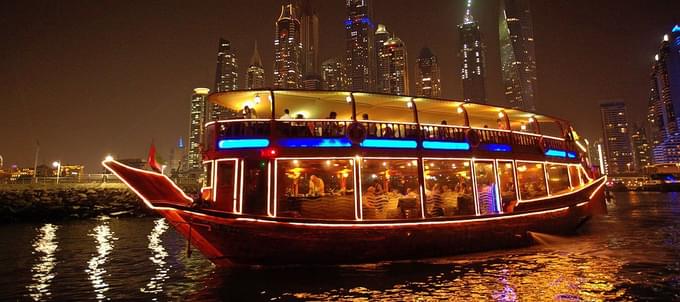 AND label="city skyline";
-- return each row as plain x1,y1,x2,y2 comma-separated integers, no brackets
1,0,679,171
